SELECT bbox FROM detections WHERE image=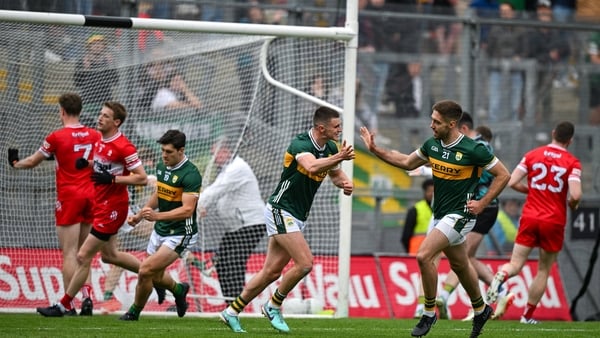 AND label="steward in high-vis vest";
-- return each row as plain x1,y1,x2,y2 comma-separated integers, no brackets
402,178,434,255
